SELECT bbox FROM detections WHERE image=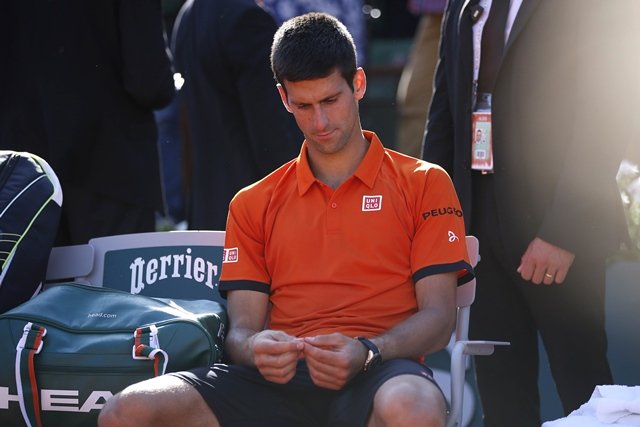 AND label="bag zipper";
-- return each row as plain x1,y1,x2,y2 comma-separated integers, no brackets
3,314,217,364
35,364,151,374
